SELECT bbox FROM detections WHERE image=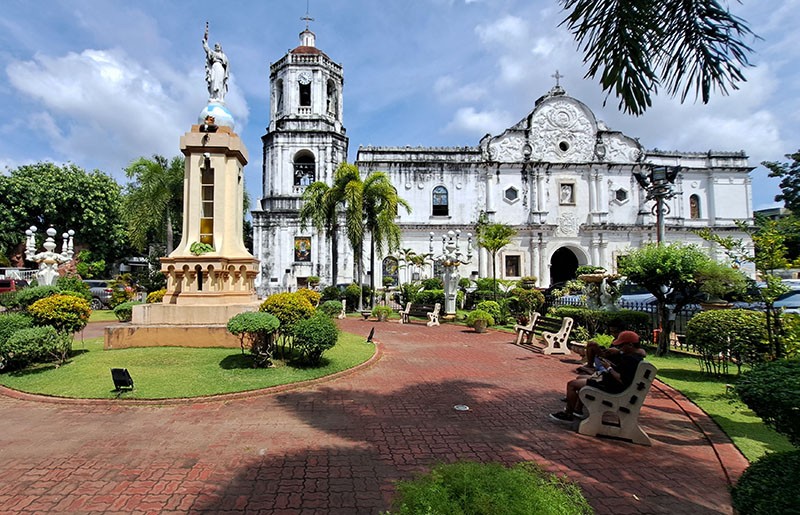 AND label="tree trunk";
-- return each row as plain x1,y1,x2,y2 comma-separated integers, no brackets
357,244,364,312
491,252,497,302
330,225,339,286
369,235,376,309
656,302,672,356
